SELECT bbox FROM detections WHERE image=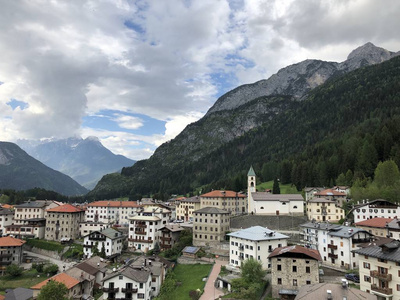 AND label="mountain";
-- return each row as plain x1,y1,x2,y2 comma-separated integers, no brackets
17,137,135,190
89,43,400,200
0,142,88,196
